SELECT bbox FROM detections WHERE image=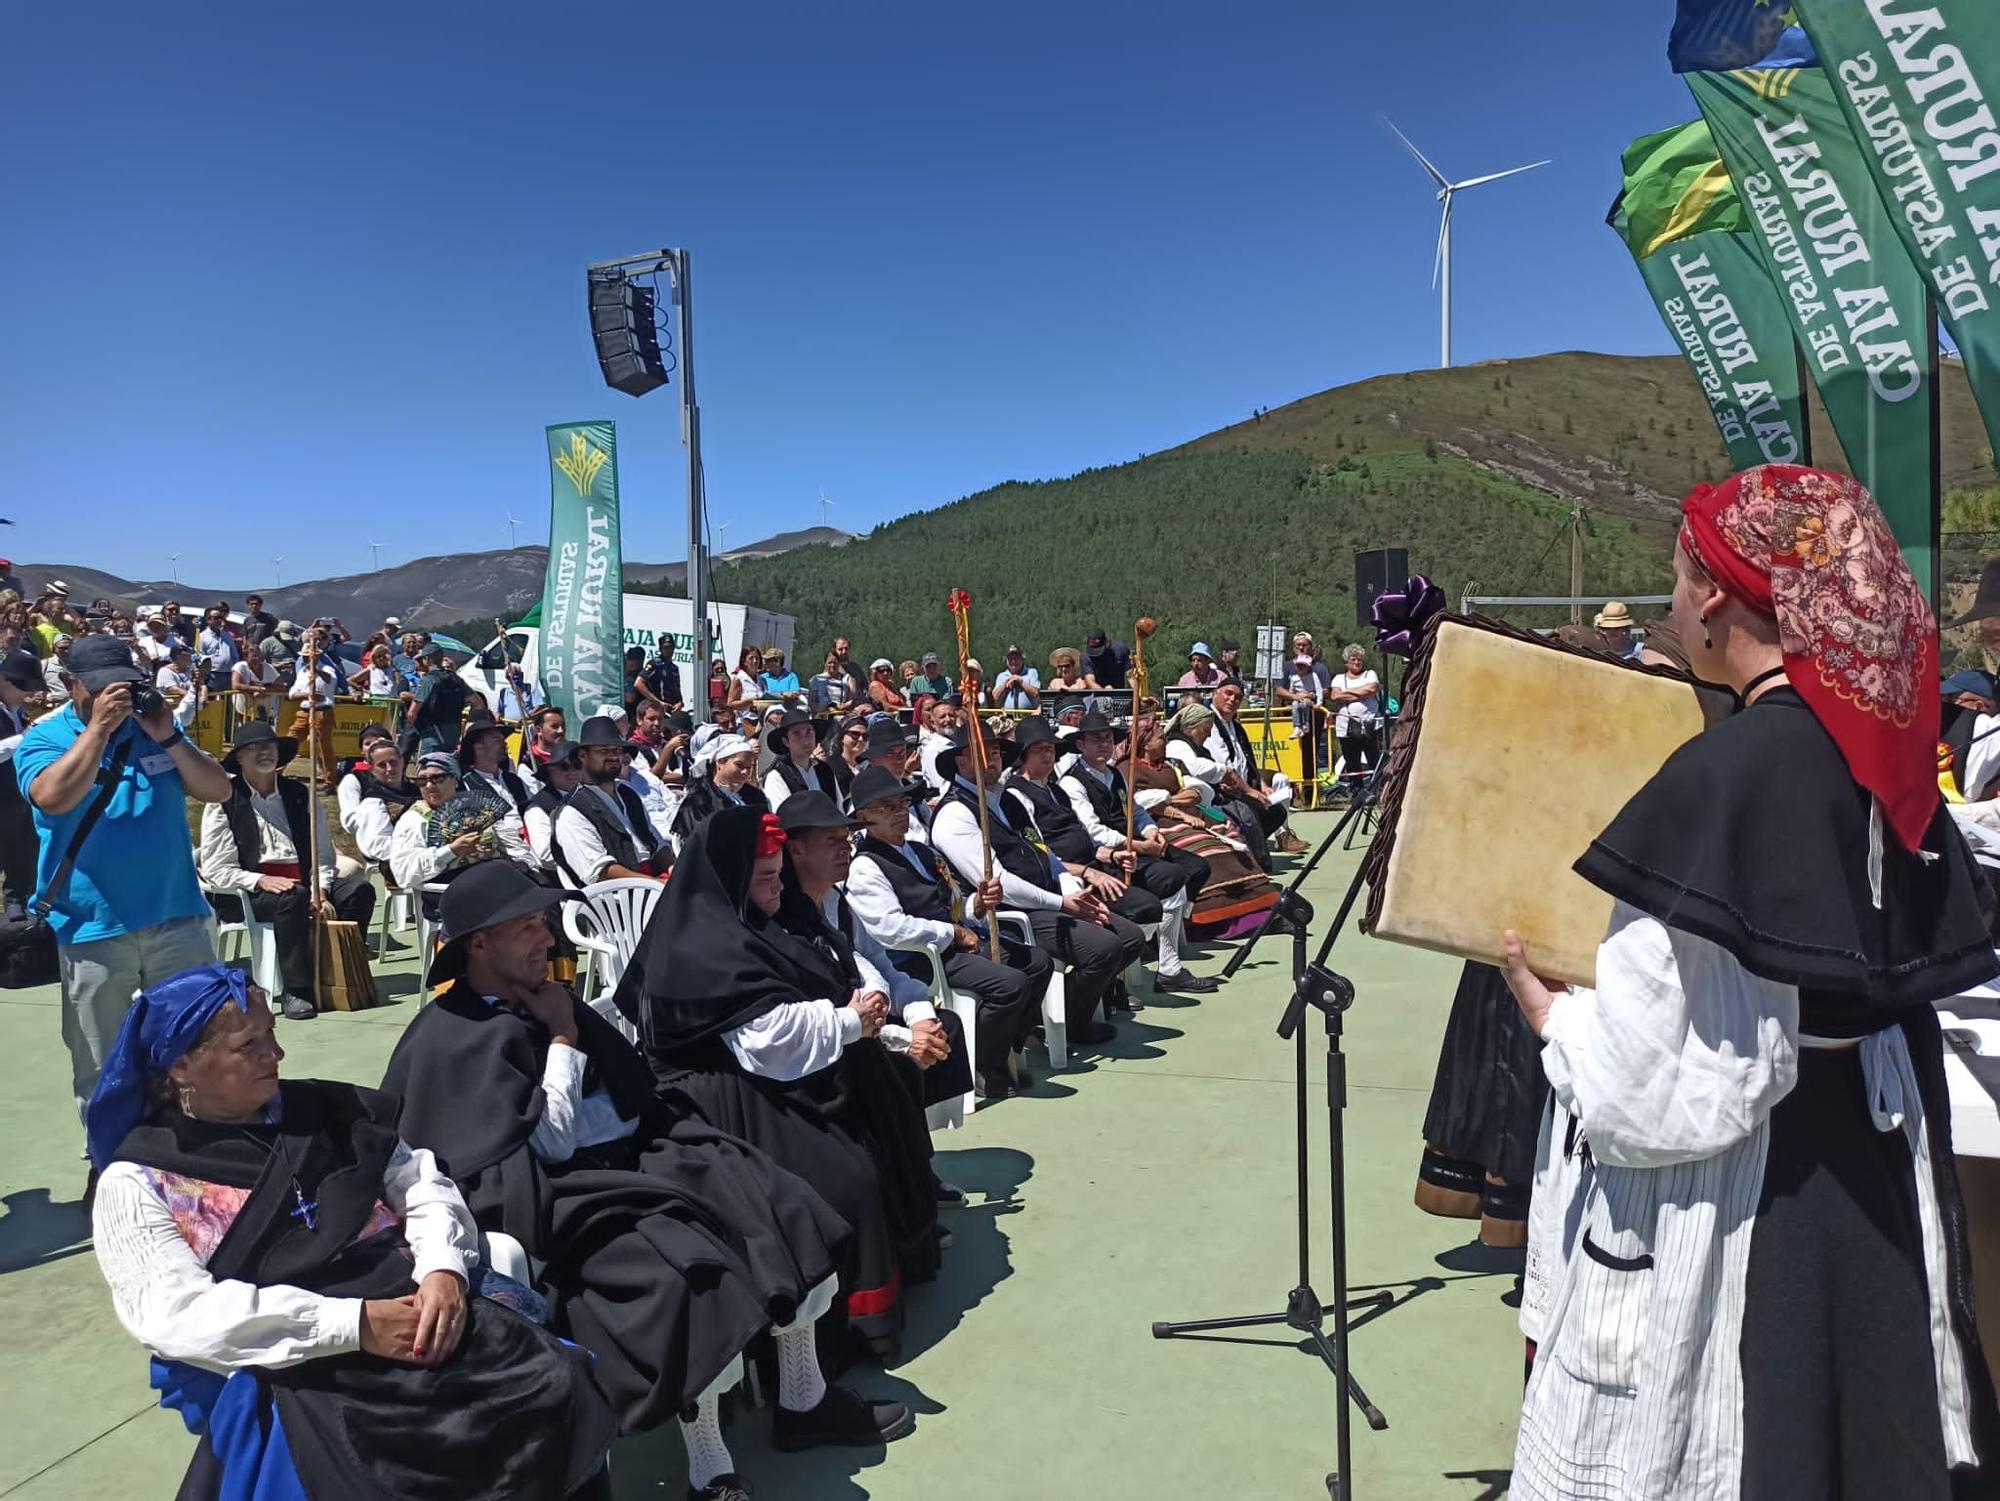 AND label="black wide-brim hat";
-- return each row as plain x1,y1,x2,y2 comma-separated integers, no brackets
1950,558,2000,628
764,707,815,755
456,716,510,763
223,719,298,774
426,861,580,986
935,725,1019,784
